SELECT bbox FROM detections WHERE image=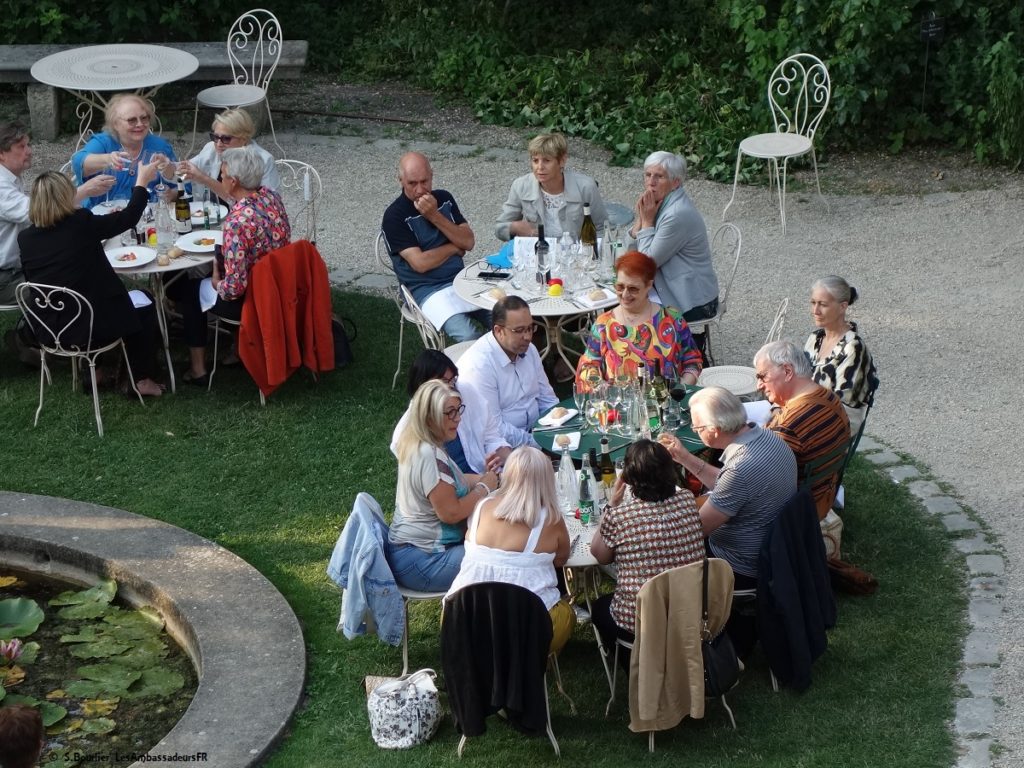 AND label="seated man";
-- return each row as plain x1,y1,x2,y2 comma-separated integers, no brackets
658,385,797,655
458,295,558,448
381,151,489,342
754,340,851,520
